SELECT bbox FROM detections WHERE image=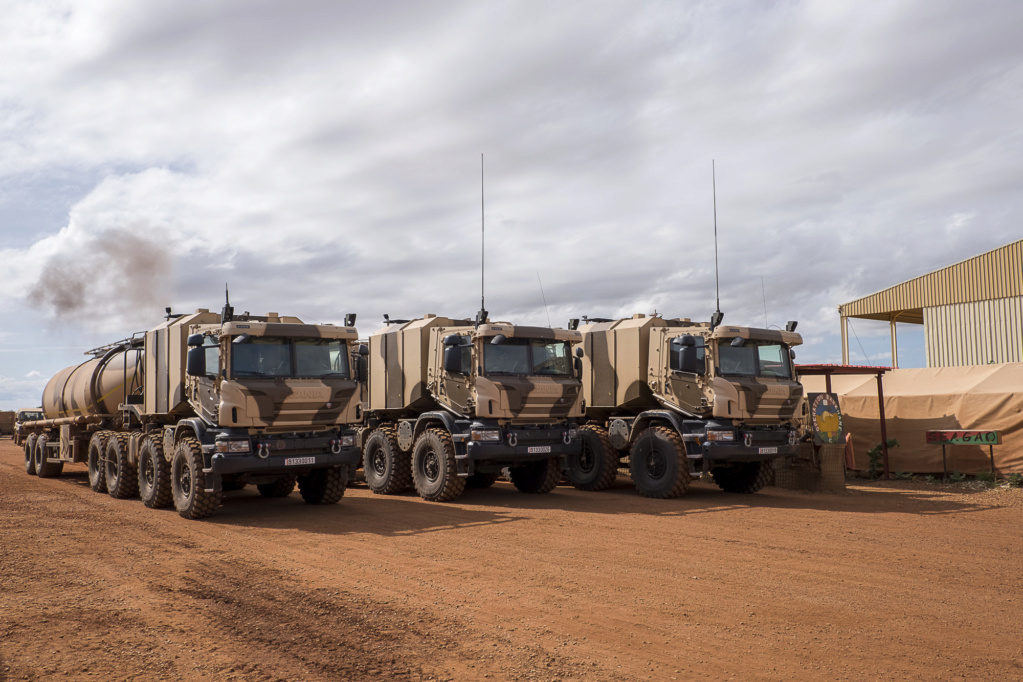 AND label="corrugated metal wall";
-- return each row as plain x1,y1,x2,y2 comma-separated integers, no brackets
842,239,1023,318
925,296,1023,366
